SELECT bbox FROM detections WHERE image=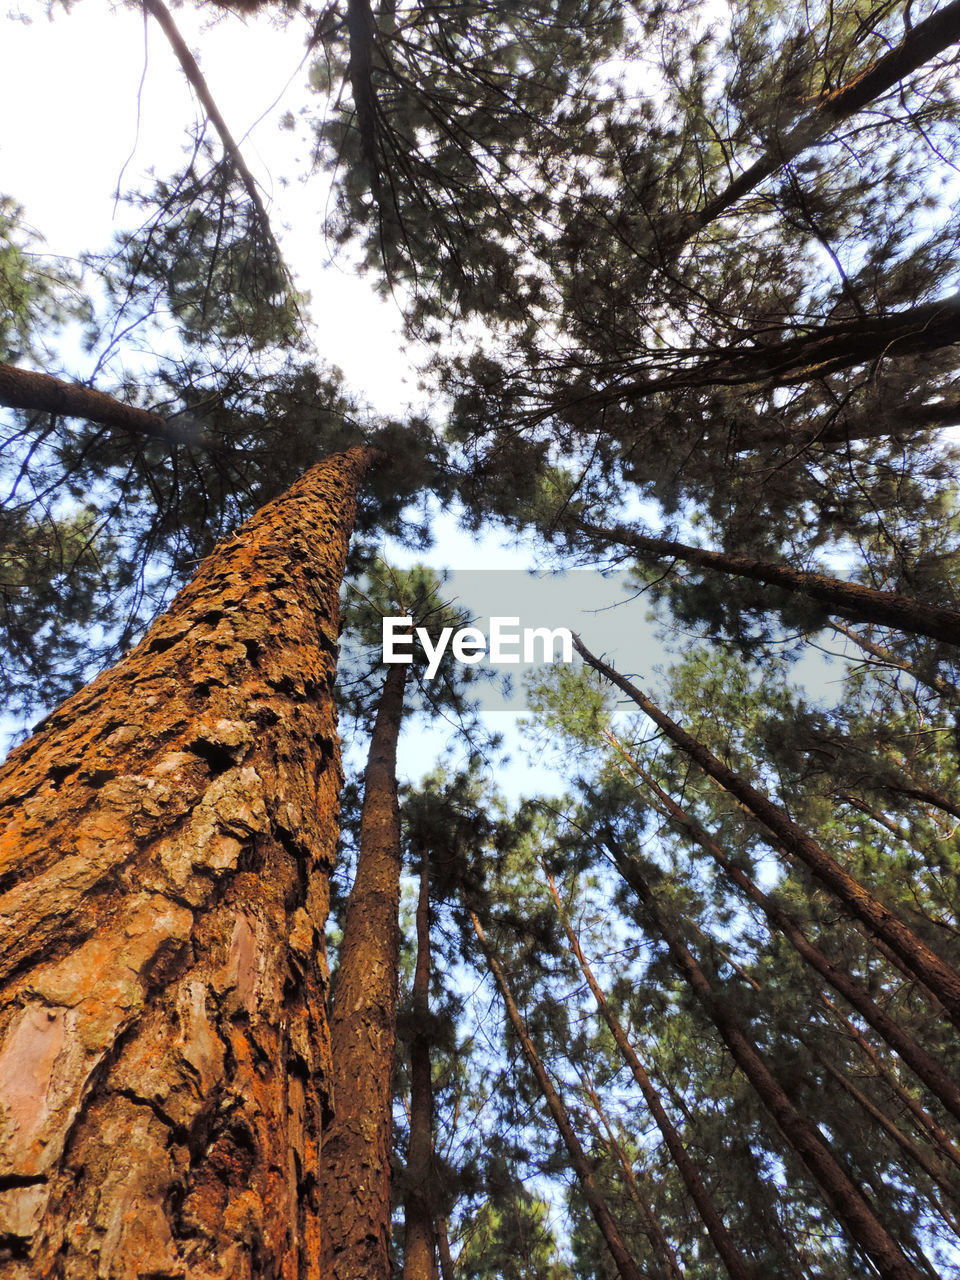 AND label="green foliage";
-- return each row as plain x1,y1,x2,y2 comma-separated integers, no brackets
455,1191,574,1280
